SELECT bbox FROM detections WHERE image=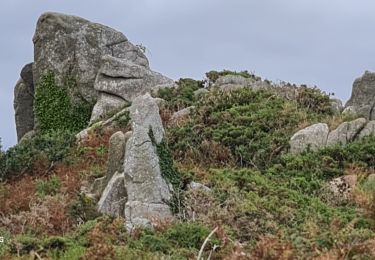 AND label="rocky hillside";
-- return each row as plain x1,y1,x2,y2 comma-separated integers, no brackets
1,12,375,259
